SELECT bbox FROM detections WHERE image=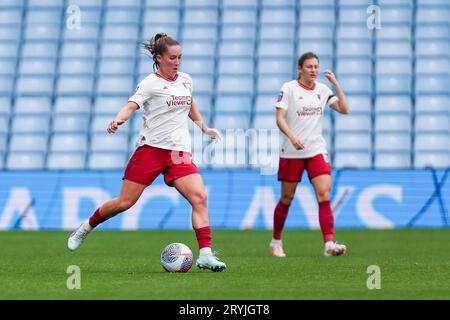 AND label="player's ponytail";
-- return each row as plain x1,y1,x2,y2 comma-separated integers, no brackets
142,33,179,71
